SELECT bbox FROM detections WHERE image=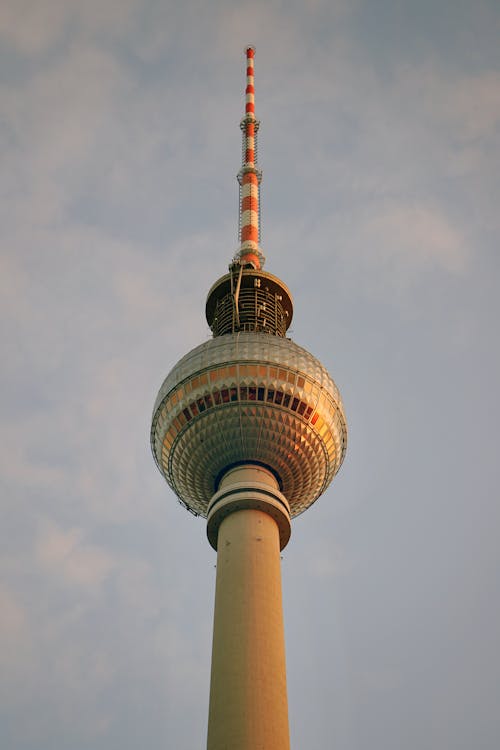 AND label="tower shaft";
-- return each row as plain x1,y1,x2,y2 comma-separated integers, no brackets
207,466,290,750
